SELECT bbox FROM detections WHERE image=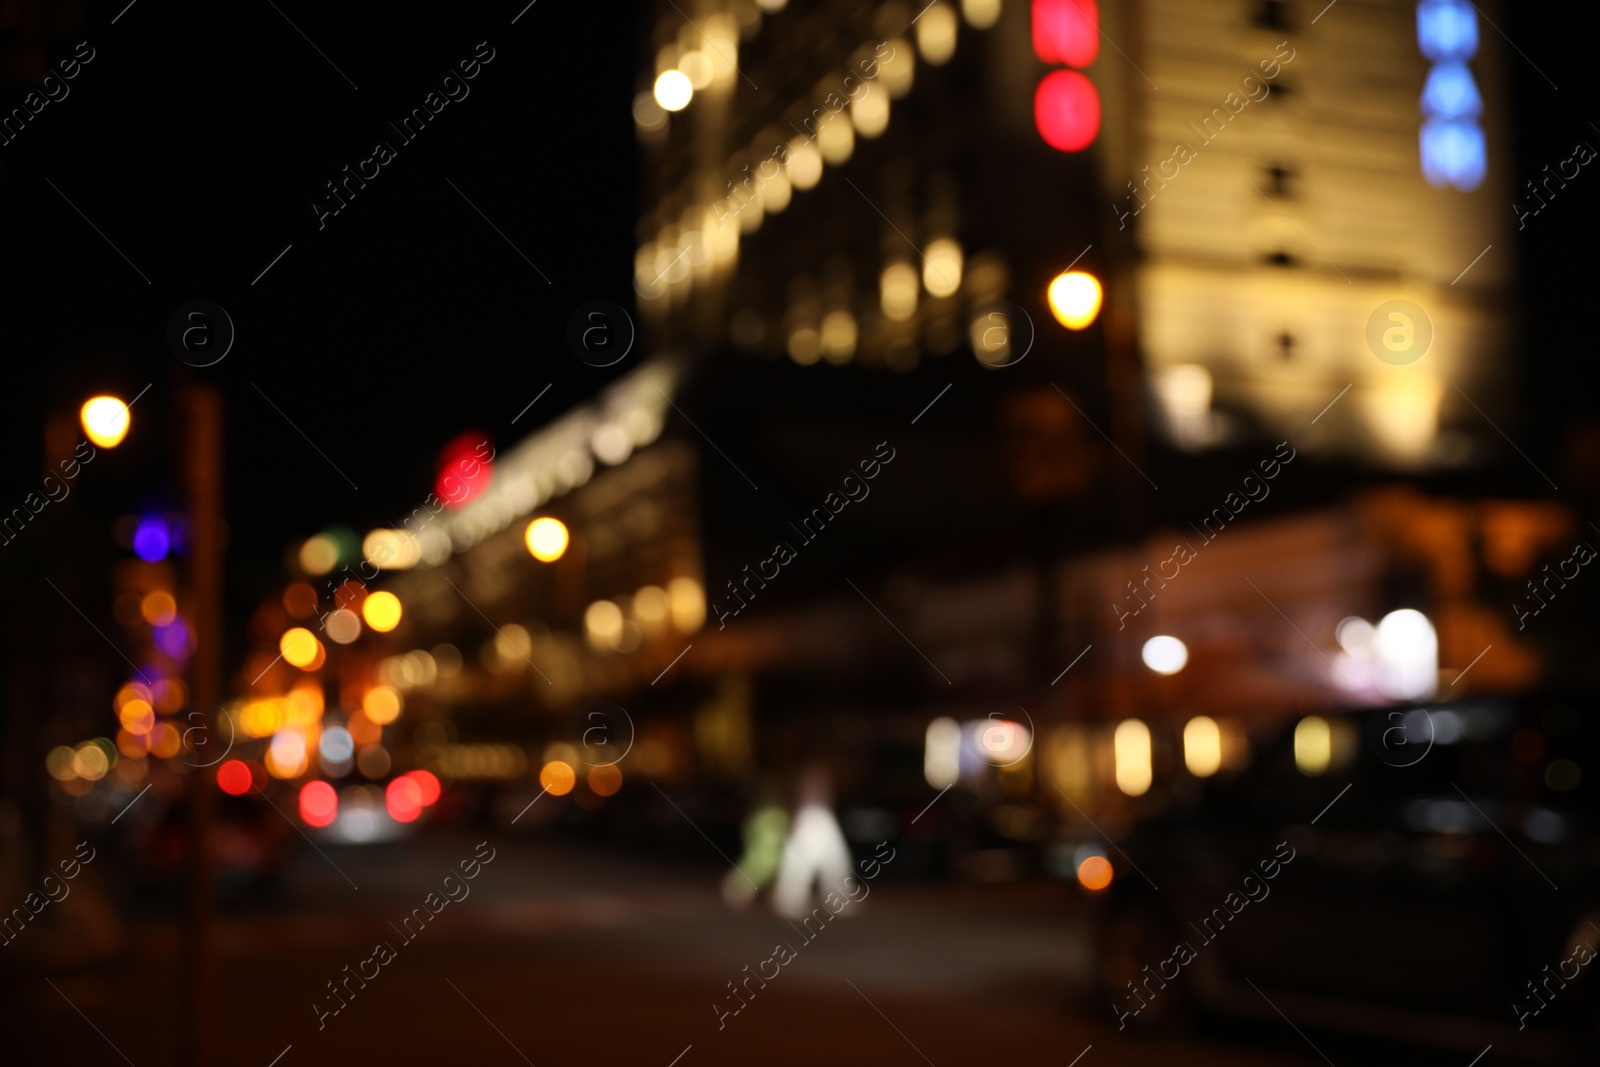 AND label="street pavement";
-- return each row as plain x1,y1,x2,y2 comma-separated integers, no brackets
0,827,1478,1066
